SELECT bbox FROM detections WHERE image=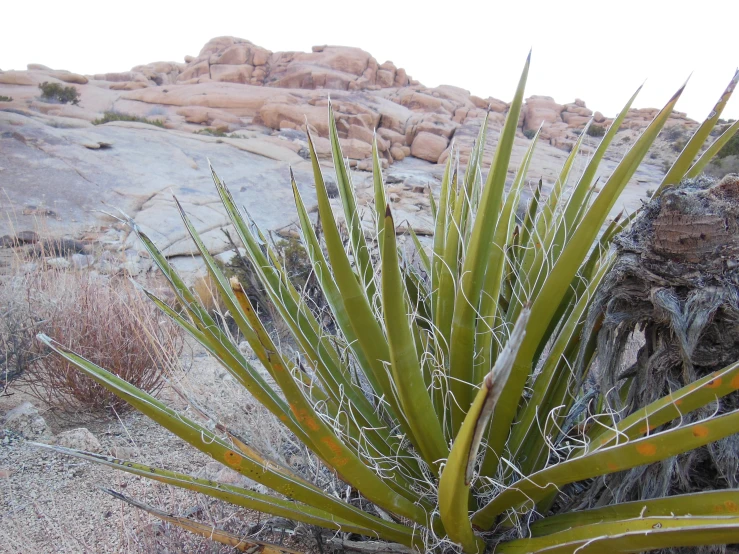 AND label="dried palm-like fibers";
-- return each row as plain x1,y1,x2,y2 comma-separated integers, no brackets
574,175,739,554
